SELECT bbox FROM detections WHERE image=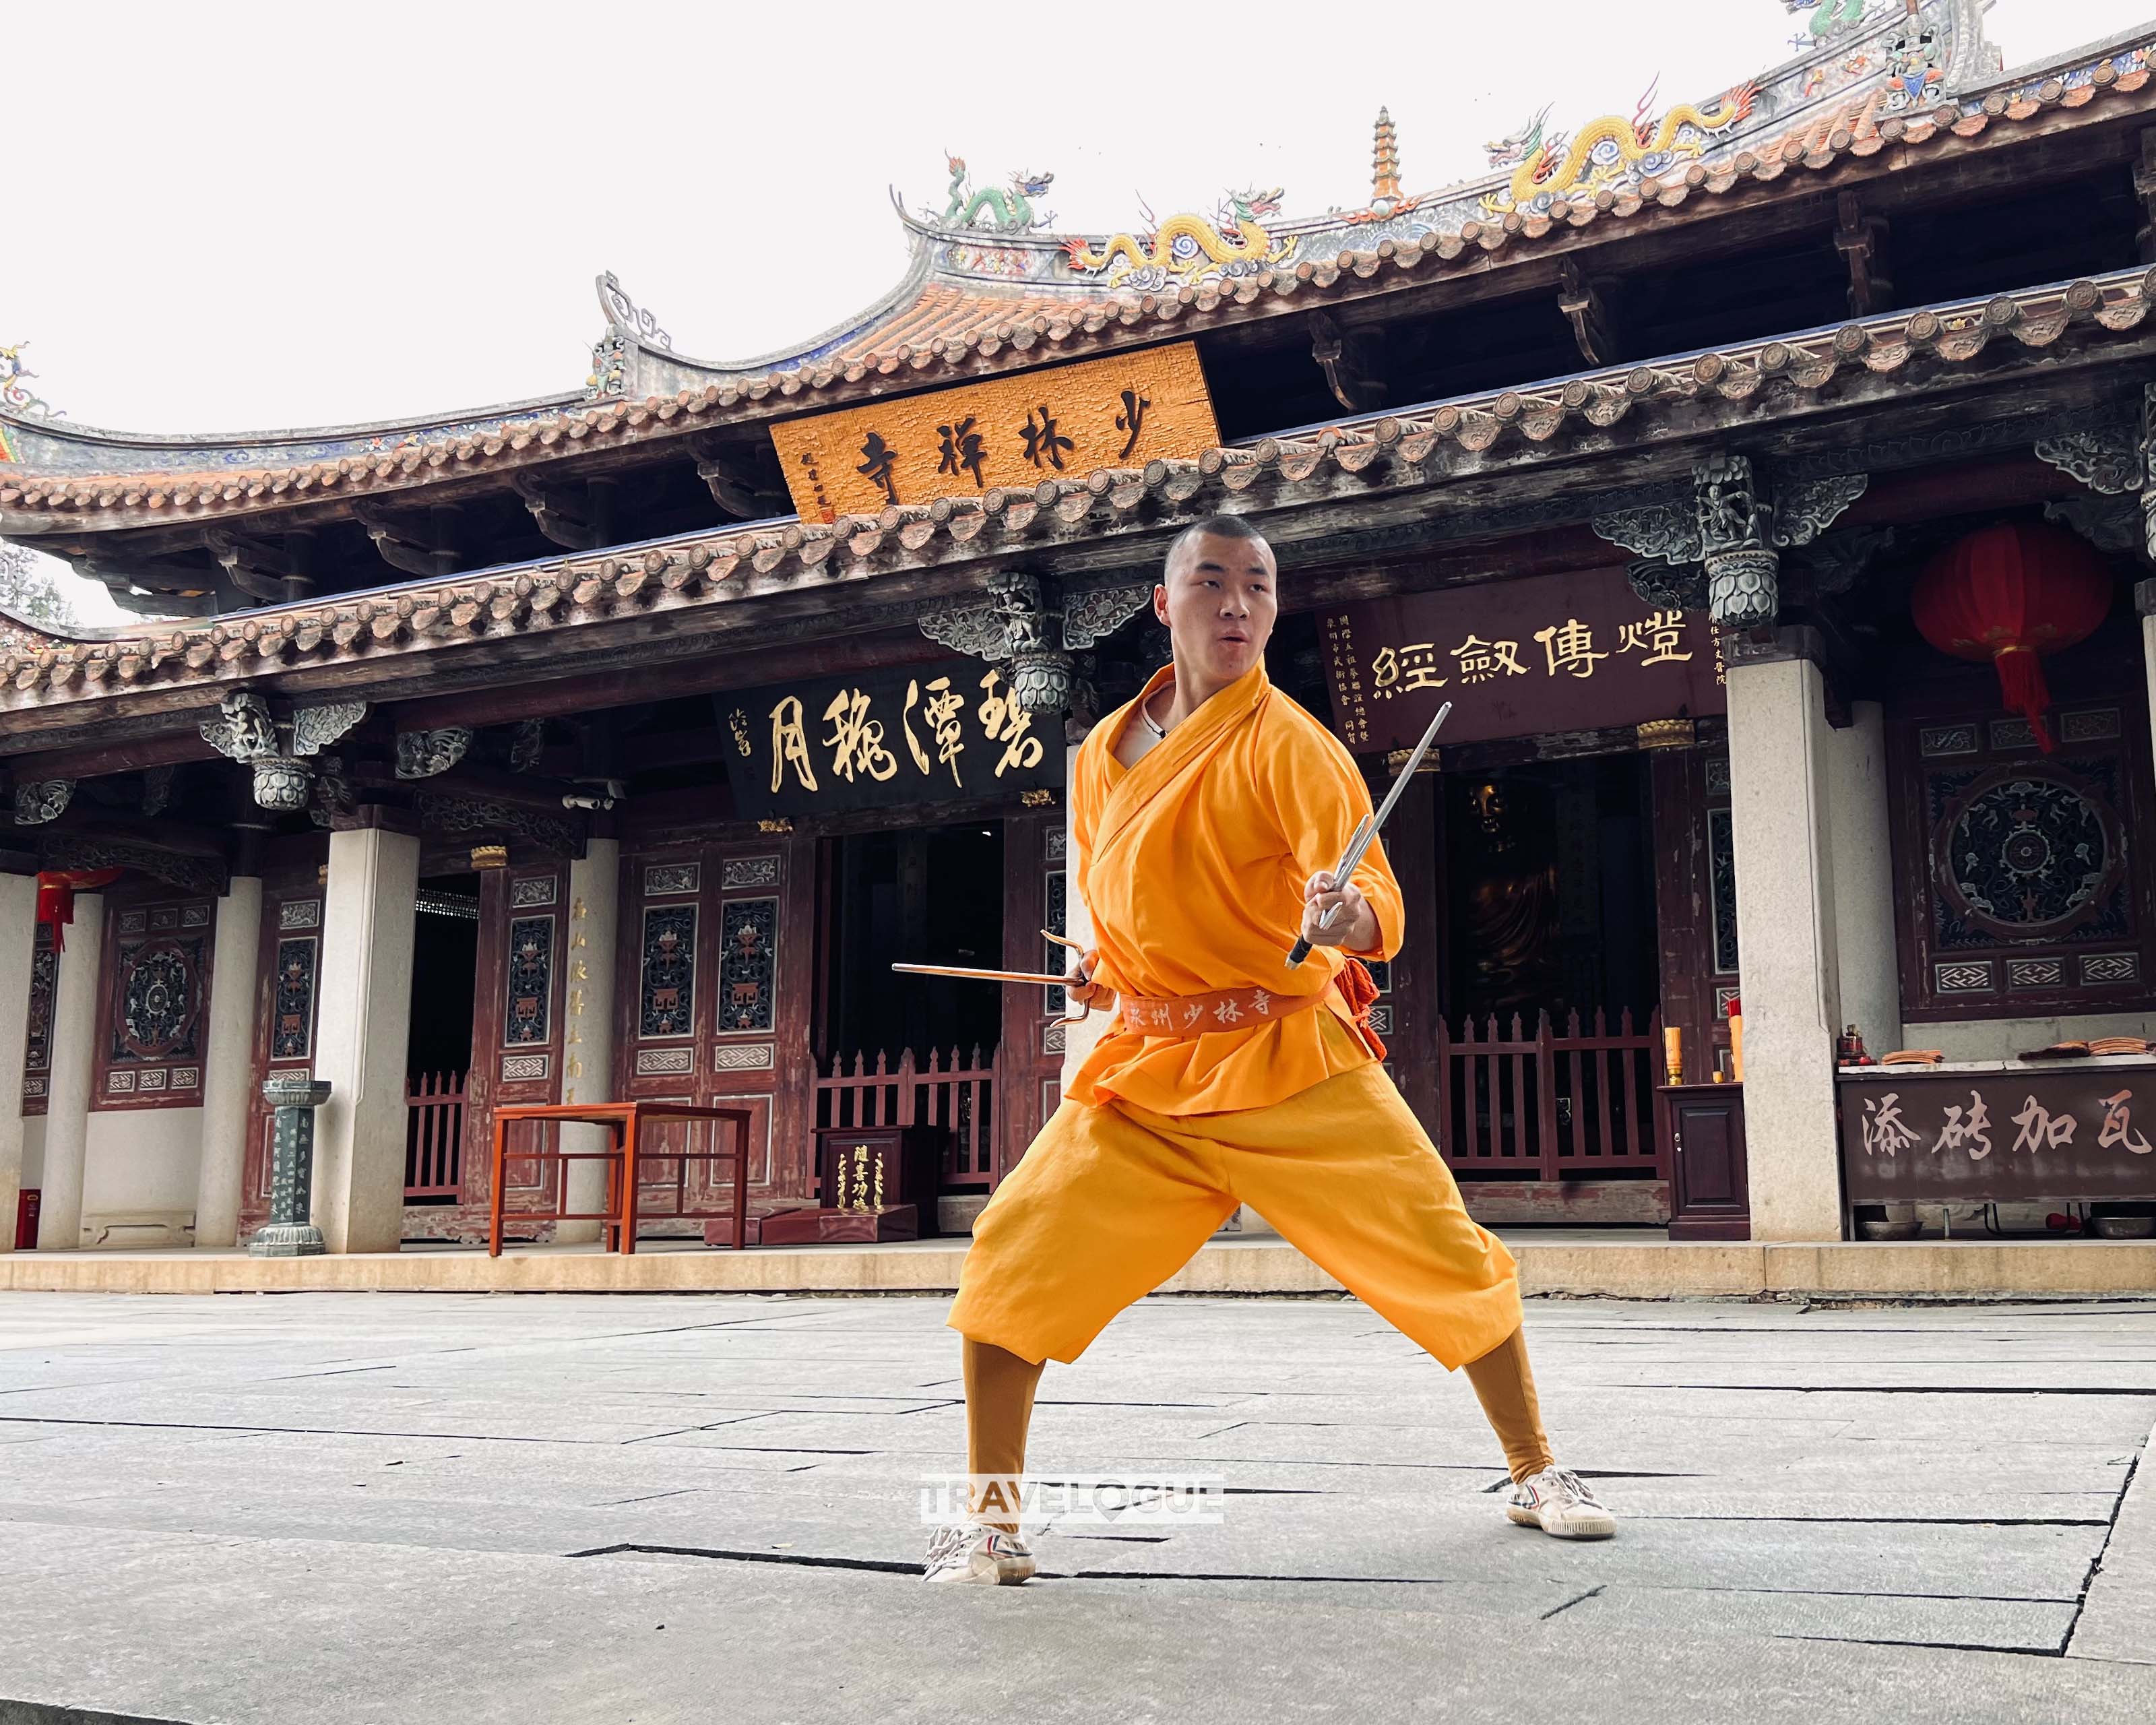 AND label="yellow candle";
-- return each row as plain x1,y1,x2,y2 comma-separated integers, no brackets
1663,1026,1683,1086
1729,1013,1745,1084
